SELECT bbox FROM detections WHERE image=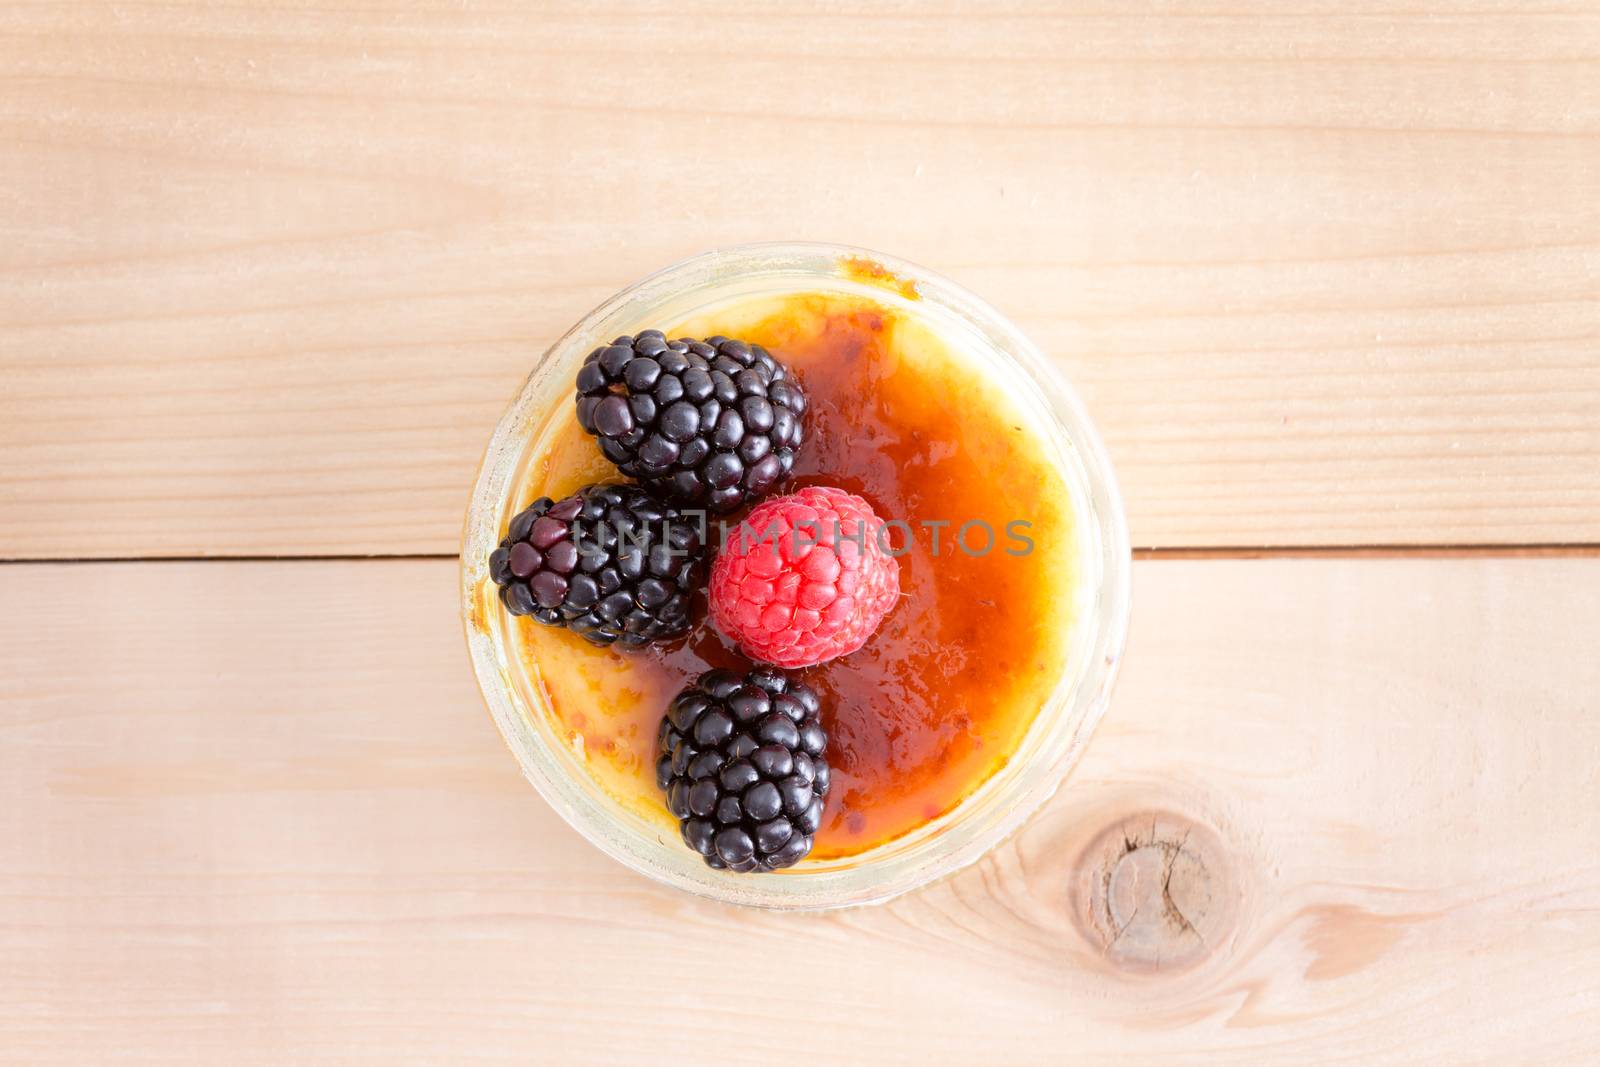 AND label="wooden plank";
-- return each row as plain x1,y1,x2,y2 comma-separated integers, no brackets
2,556,1597,1064
3,3,1600,557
